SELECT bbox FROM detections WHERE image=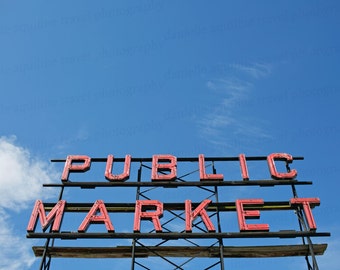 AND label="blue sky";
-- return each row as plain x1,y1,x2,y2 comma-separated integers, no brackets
0,1,339,269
